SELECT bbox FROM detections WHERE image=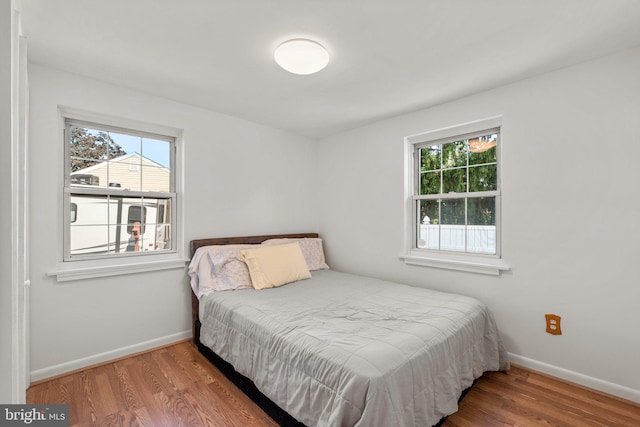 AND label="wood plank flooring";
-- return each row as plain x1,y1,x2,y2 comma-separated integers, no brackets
27,341,640,427
444,367,639,427
27,341,278,427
